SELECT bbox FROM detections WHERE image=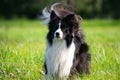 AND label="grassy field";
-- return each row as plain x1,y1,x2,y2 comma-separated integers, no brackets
0,19,120,80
